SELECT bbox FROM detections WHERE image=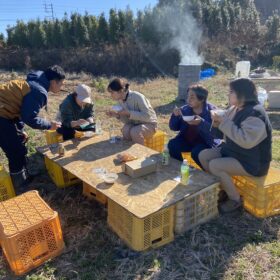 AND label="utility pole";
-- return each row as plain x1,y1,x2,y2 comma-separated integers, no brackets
44,1,54,21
